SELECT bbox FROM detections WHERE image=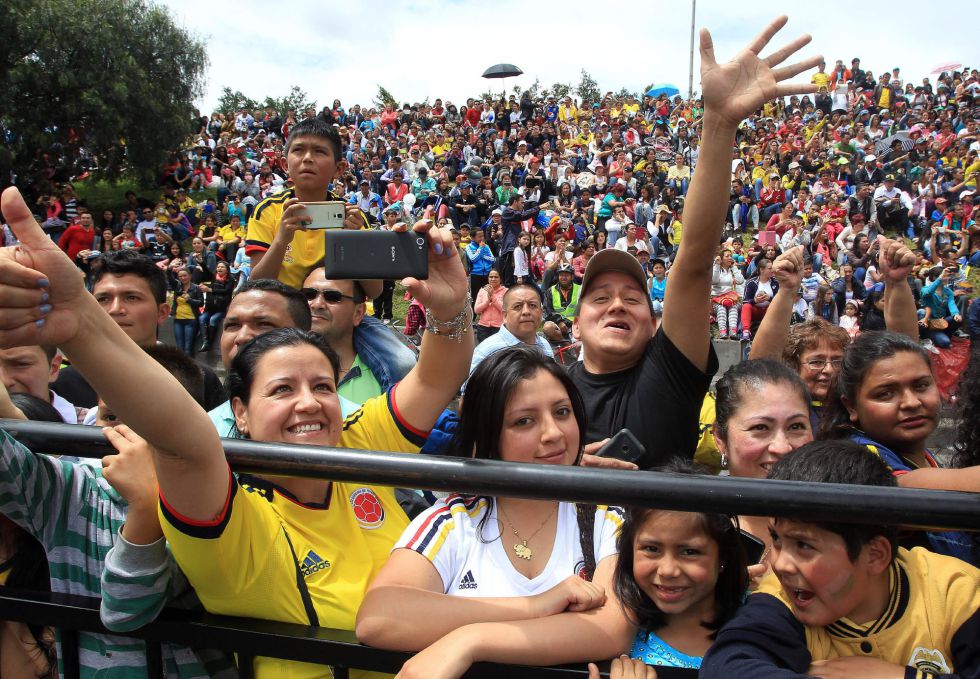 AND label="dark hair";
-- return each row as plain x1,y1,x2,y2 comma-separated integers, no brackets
8,392,63,422
714,359,810,441
92,250,168,305
858,289,886,331
285,117,342,161
226,328,340,408
502,282,542,309
142,345,206,407
233,279,312,331
455,345,597,570
817,332,929,440
457,345,585,462
1,398,56,673
614,460,748,638
767,440,897,561
952,348,980,469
